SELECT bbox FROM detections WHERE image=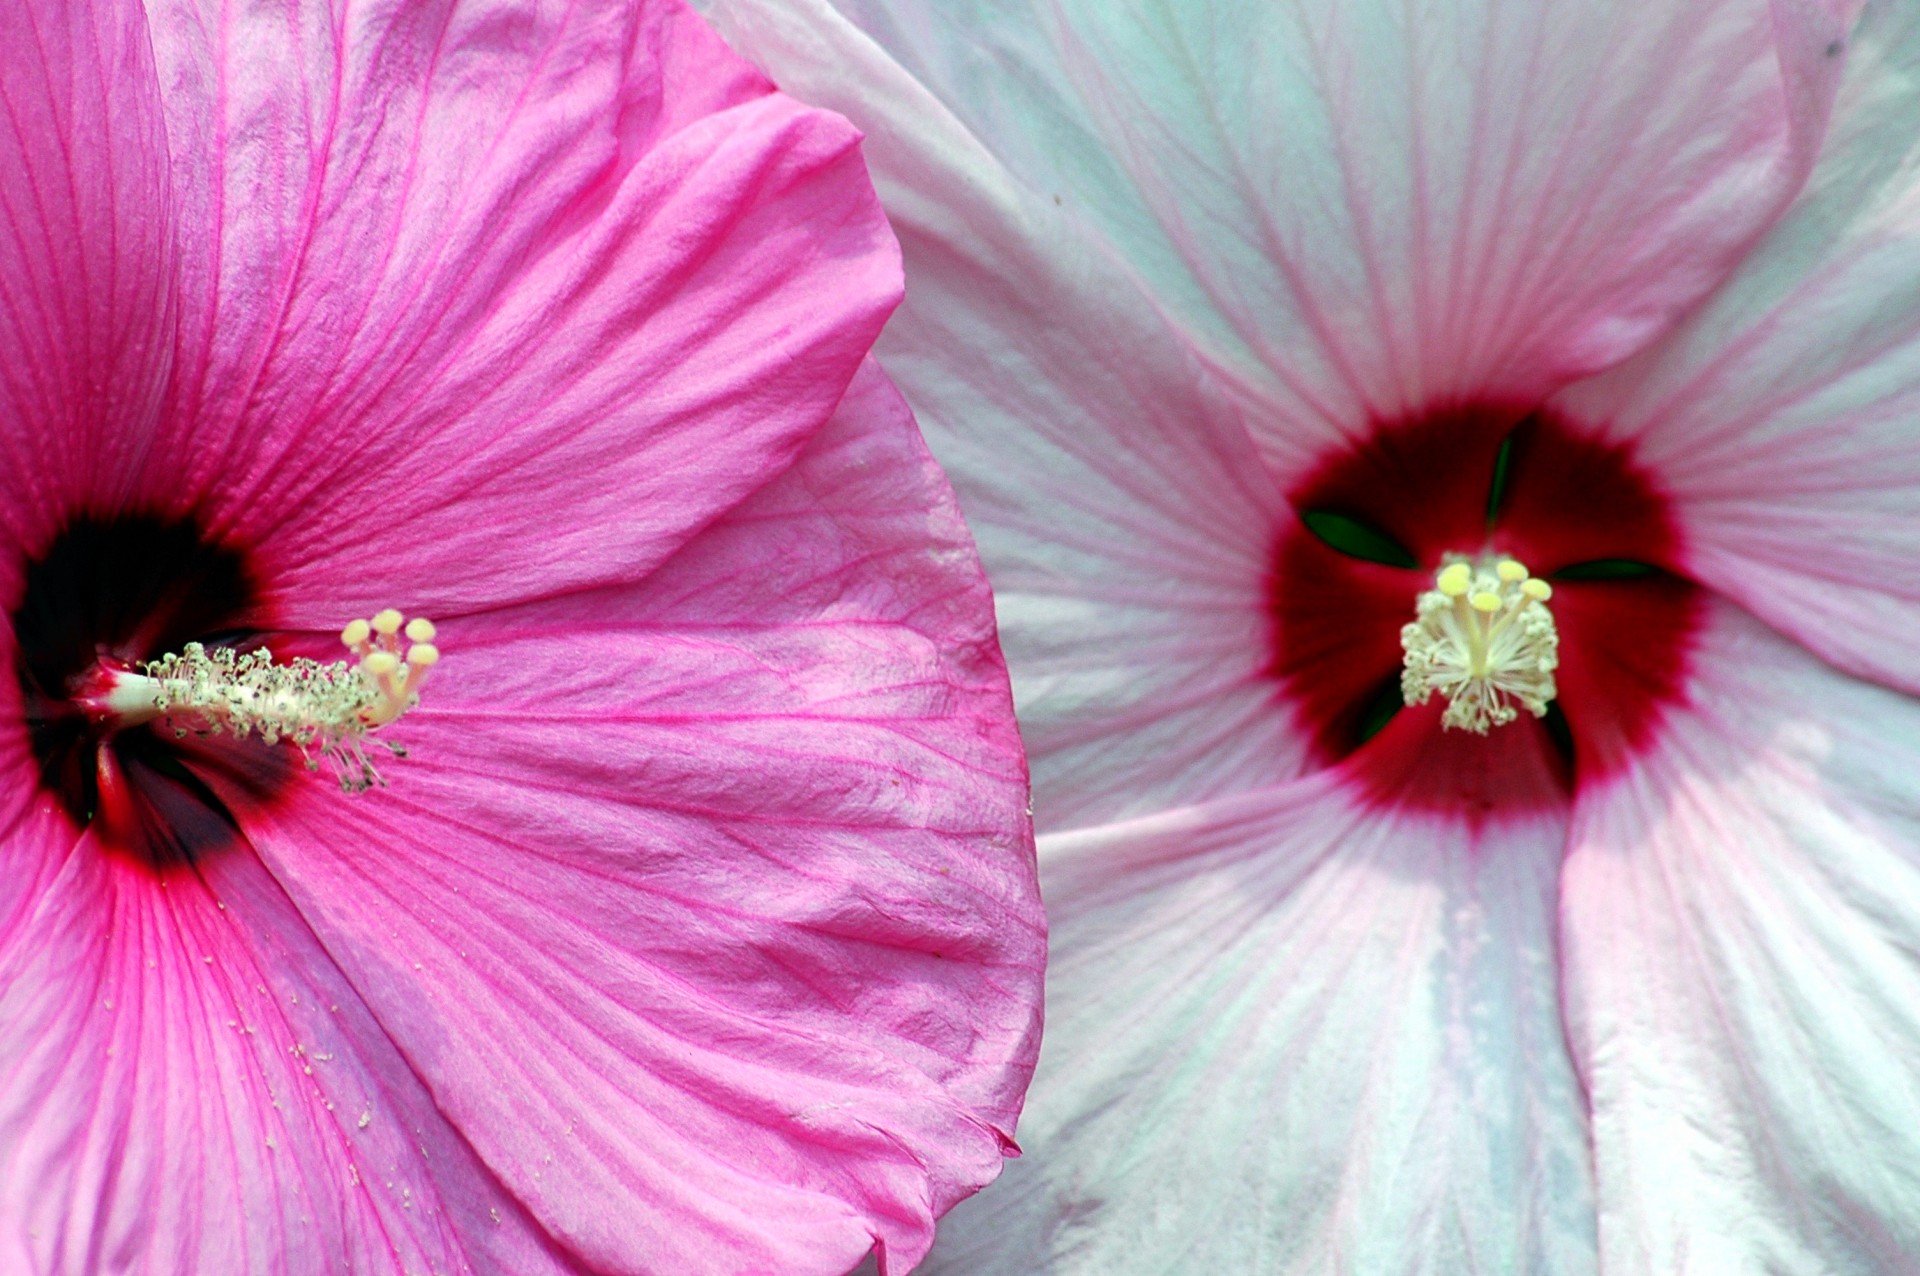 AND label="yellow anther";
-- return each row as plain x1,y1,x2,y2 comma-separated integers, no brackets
403,617,436,643
106,609,441,794
1403,553,1560,734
